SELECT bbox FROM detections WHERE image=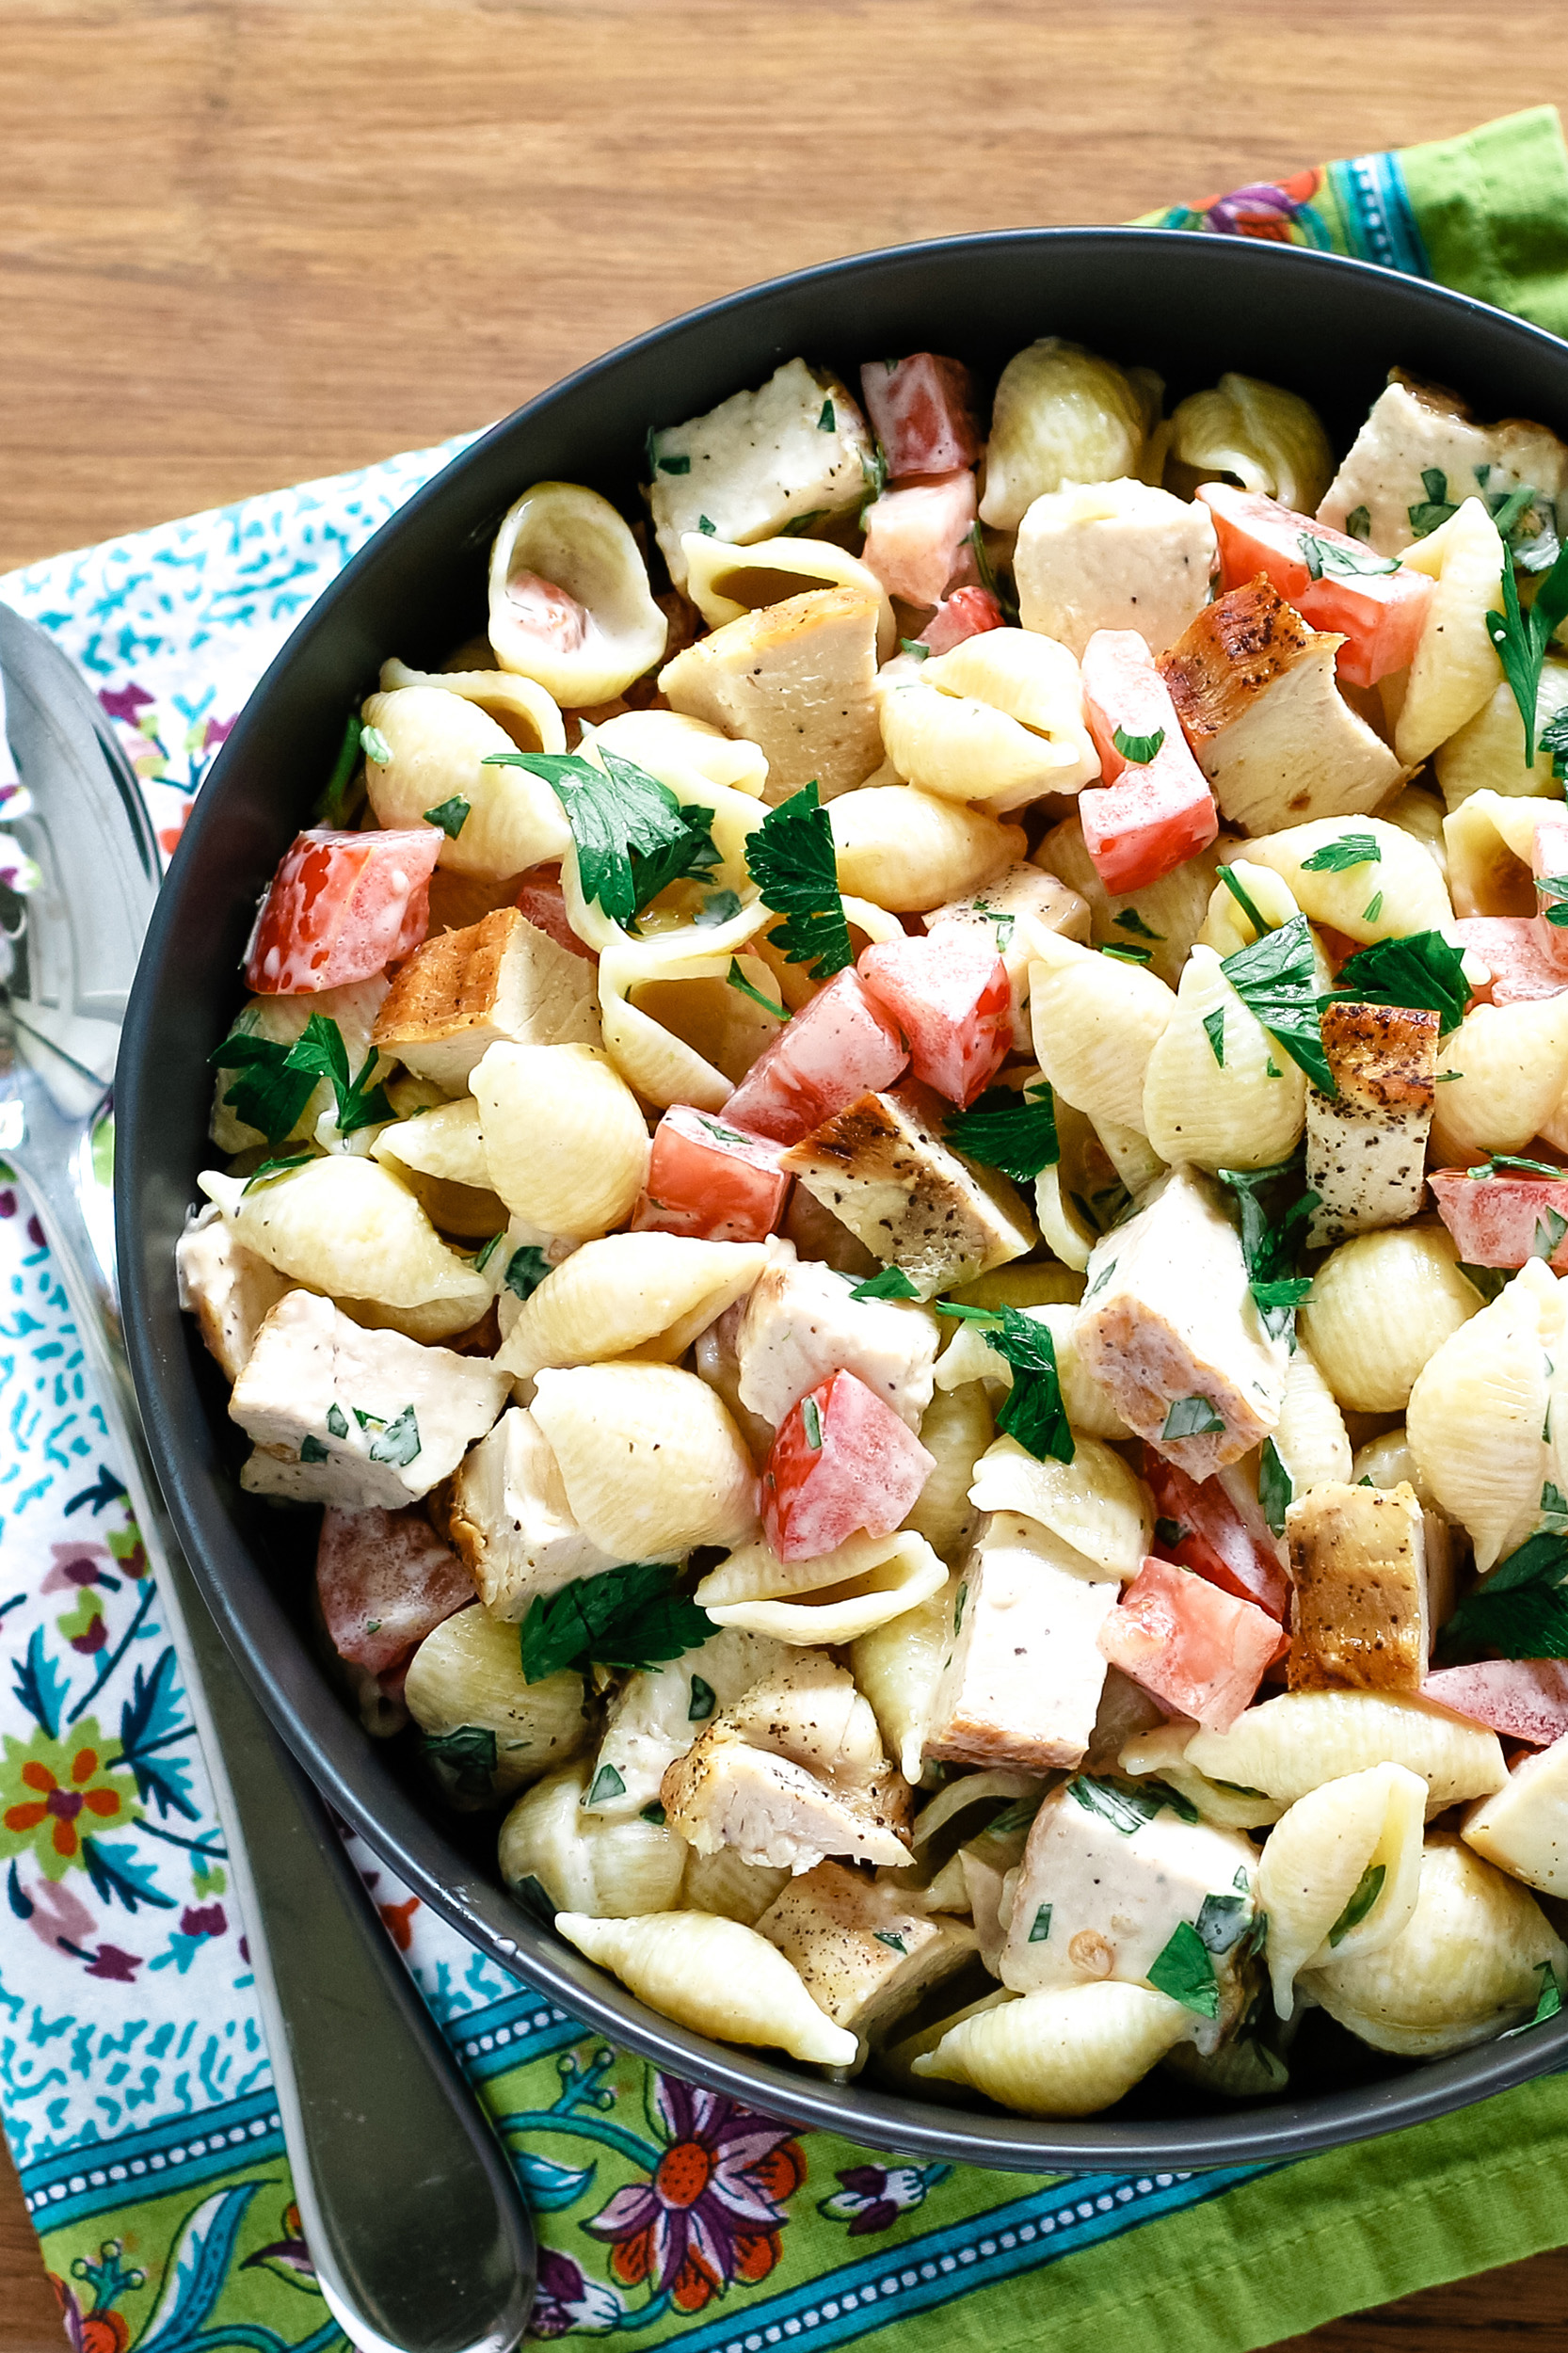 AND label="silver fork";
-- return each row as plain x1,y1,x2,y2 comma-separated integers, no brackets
0,600,536,2353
